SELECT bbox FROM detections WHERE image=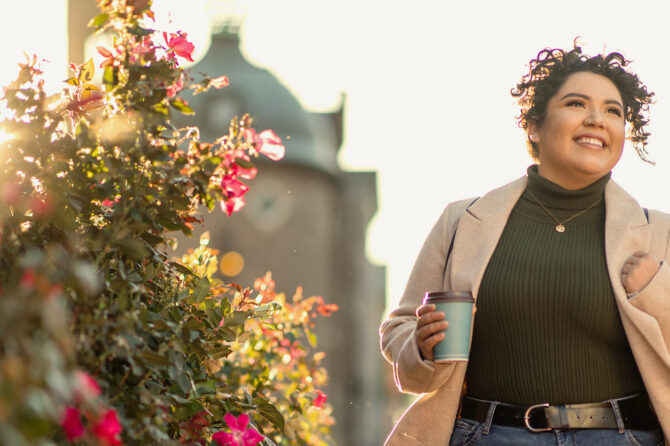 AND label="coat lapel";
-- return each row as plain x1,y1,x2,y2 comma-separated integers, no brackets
449,176,527,298
602,181,670,359
604,179,652,300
